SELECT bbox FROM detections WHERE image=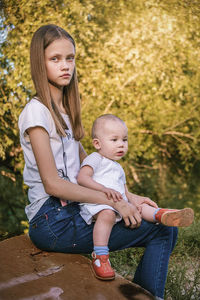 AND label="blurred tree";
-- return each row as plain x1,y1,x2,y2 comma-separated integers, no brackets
0,0,200,238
